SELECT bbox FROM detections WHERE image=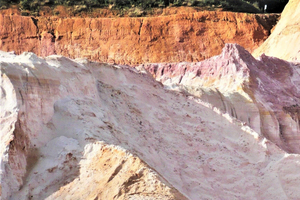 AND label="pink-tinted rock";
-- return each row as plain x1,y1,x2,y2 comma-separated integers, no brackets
142,43,300,153
4,50,300,199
